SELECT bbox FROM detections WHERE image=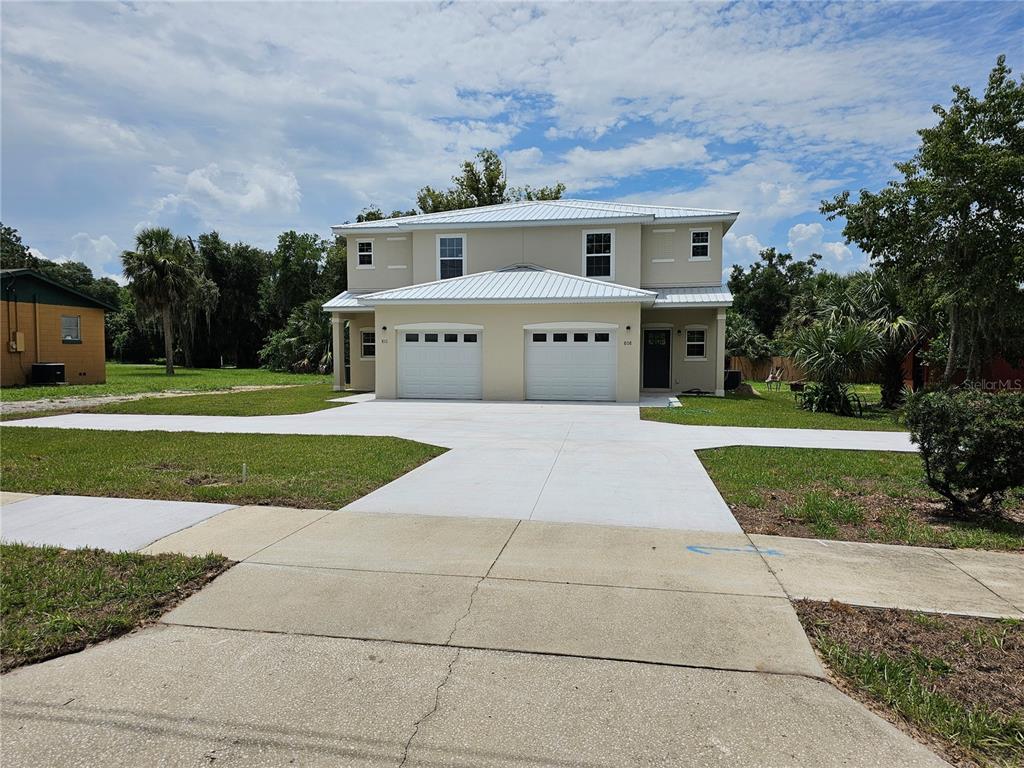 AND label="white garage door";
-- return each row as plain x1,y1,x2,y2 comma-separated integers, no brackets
526,329,617,401
398,330,482,399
